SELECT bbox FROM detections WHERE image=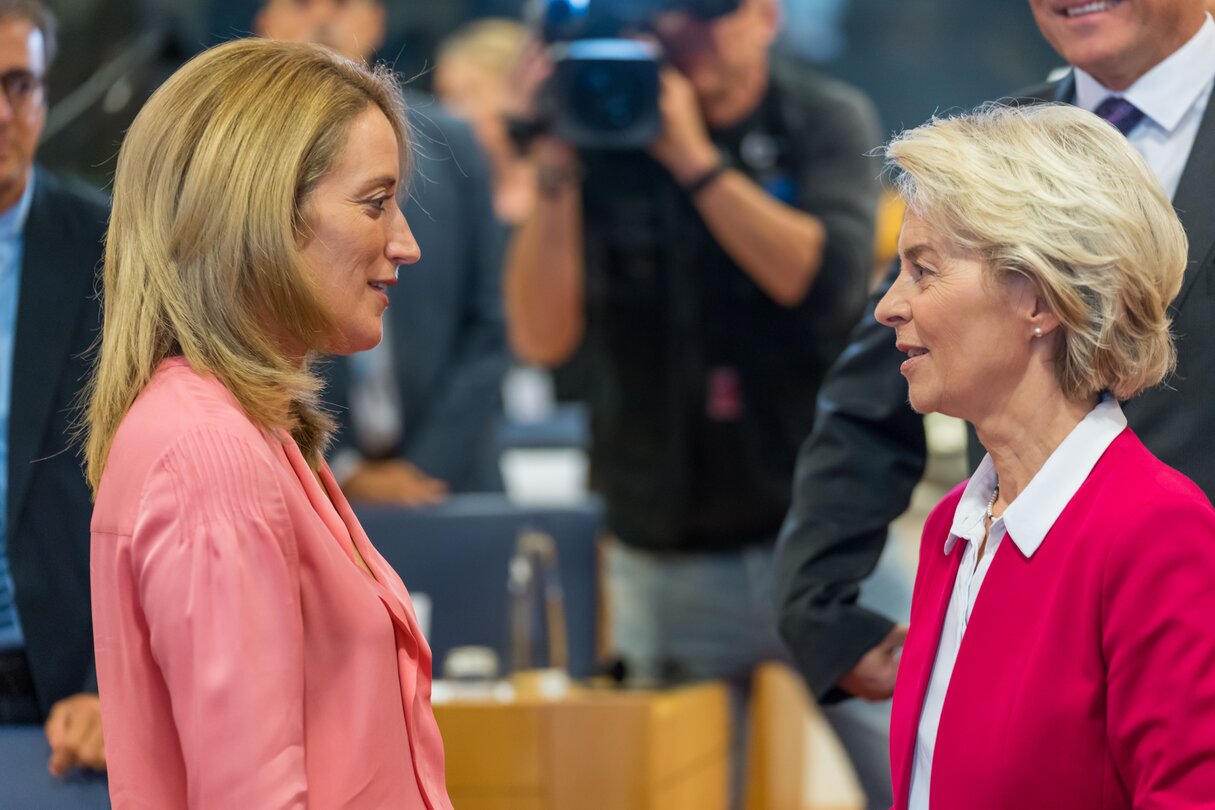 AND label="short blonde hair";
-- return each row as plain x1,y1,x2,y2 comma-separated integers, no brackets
886,102,1187,401
84,38,409,492
436,17,529,78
